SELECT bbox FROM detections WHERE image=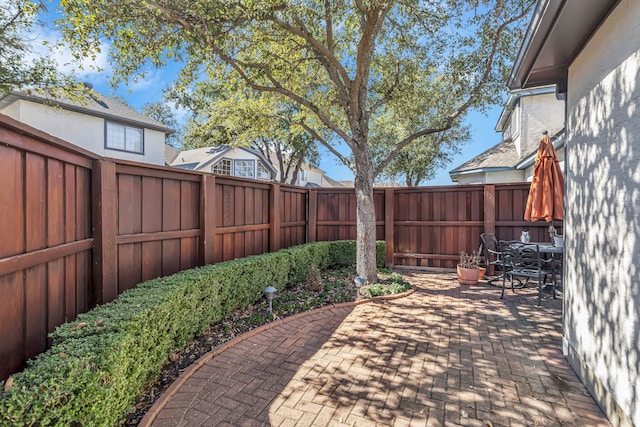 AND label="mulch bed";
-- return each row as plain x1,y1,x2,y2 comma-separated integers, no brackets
123,268,408,426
